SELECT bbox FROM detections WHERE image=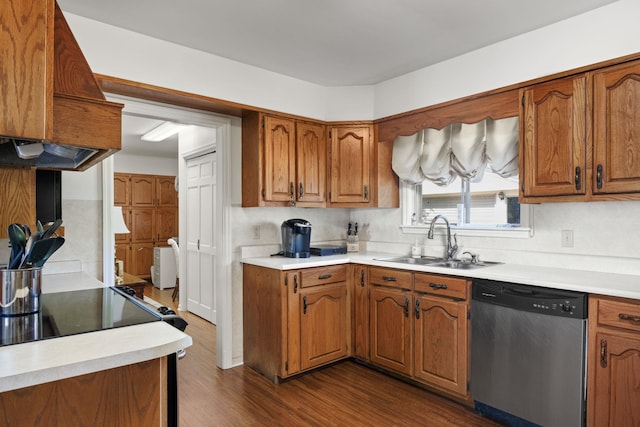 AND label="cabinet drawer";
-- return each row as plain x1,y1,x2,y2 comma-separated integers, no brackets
596,297,640,334
299,265,347,288
414,273,469,300
369,267,412,290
